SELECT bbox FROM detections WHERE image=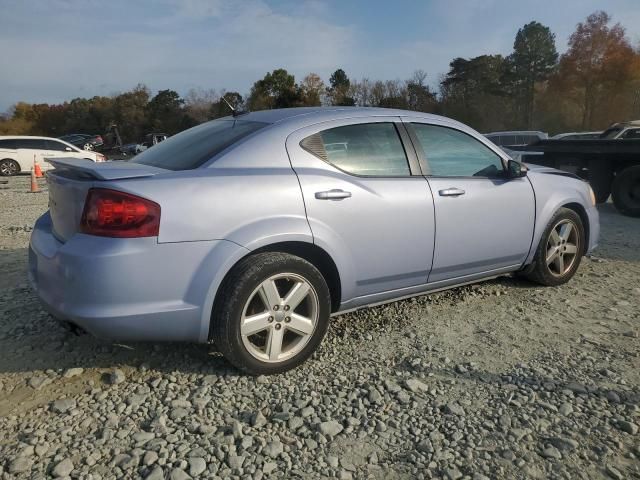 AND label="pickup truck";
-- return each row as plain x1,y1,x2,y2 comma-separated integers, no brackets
518,127,640,217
